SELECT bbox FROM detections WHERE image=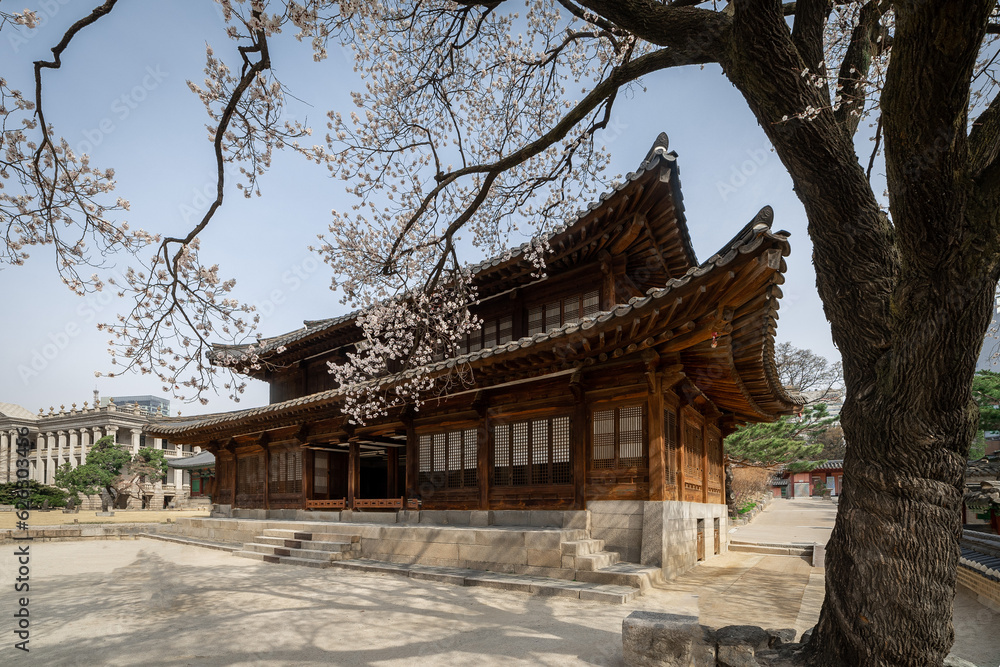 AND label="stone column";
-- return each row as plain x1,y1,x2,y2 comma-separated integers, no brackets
153,437,163,451
0,431,8,483
80,429,92,465
44,432,54,484
68,430,79,469
56,430,66,474
105,425,118,448
130,428,141,455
